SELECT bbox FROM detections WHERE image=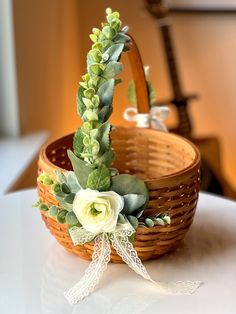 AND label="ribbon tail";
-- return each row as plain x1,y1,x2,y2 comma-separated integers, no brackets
64,233,111,305
110,233,202,295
